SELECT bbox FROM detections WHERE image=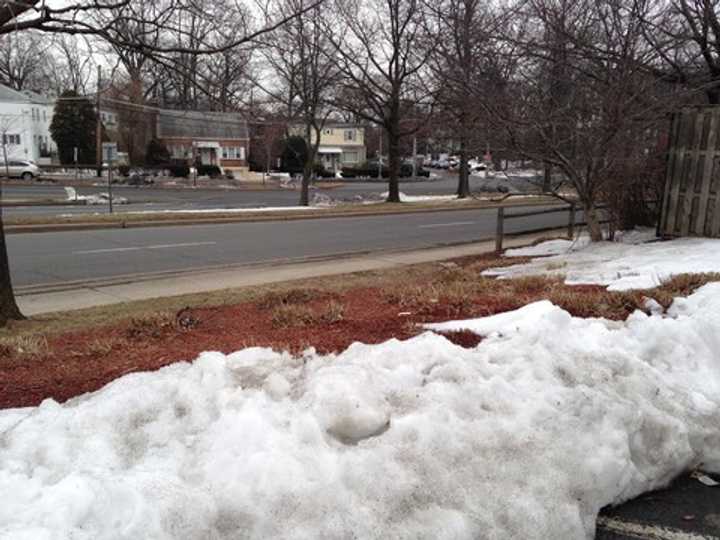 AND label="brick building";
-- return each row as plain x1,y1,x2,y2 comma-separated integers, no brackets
156,109,249,173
